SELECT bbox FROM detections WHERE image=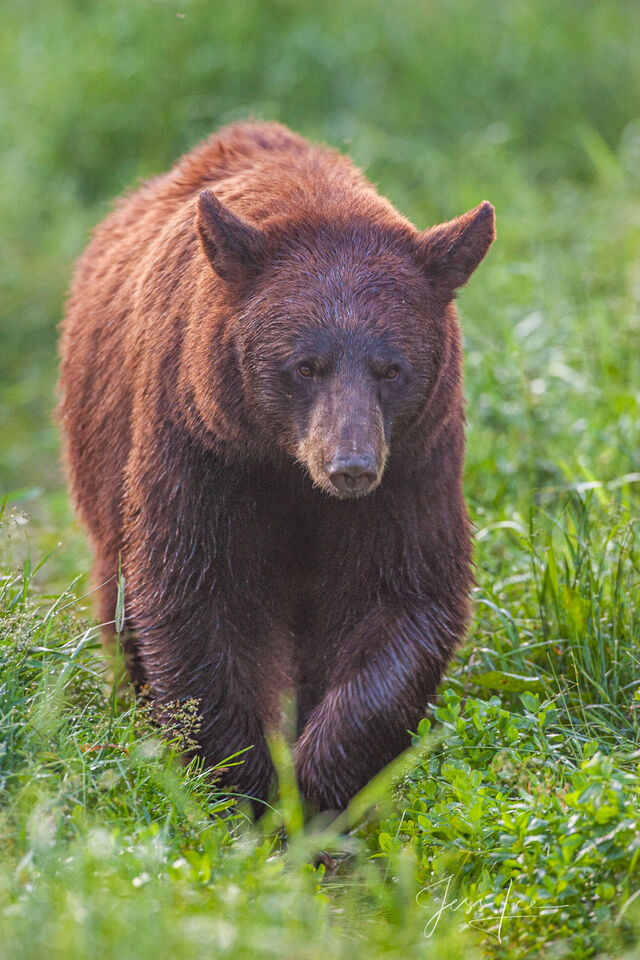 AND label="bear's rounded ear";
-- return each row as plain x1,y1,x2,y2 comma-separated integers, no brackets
196,189,269,284
415,201,495,297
